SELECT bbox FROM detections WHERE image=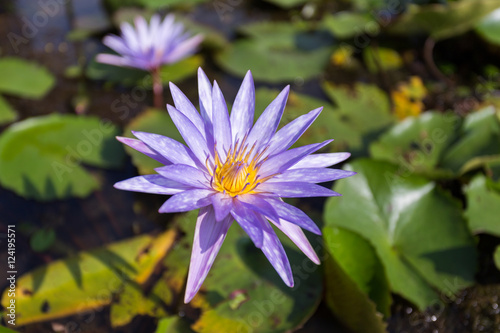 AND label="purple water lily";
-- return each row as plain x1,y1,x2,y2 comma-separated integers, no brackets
114,68,354,303
96,14,203,108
